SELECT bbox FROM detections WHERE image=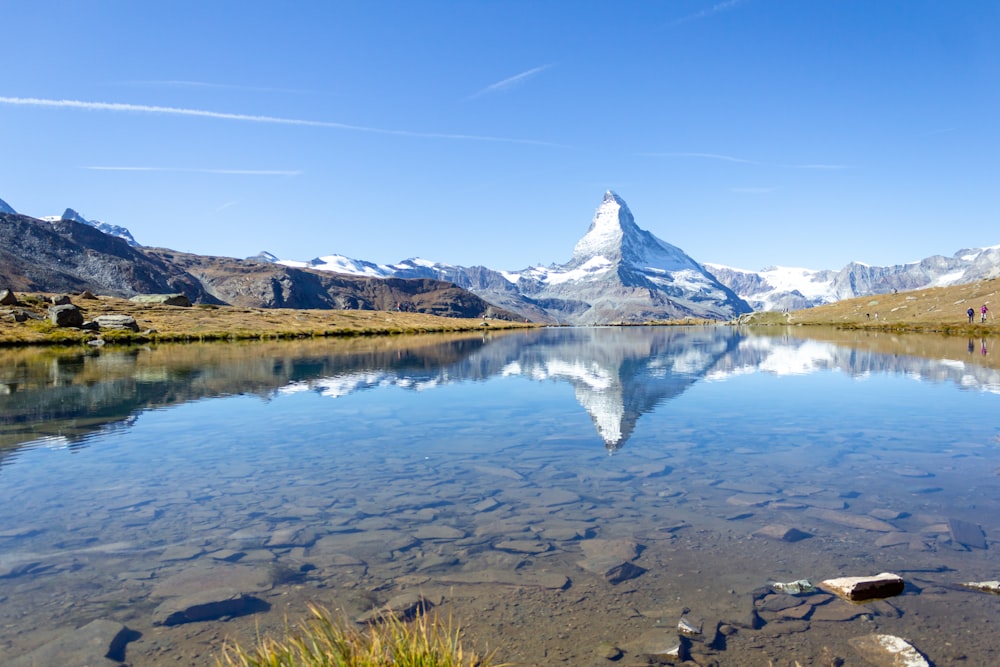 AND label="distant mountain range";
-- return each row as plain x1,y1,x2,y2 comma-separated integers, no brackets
271,191,752,324
0,203,517,320
265,191,1000,316
1,193,998,321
